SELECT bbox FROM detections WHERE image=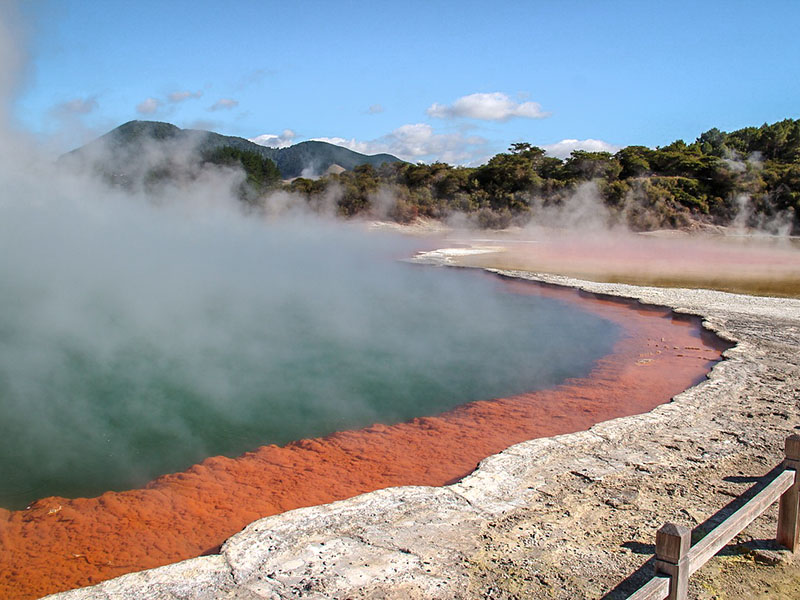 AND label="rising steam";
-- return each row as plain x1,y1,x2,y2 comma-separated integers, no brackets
0,130,623,507
0,11,622,509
